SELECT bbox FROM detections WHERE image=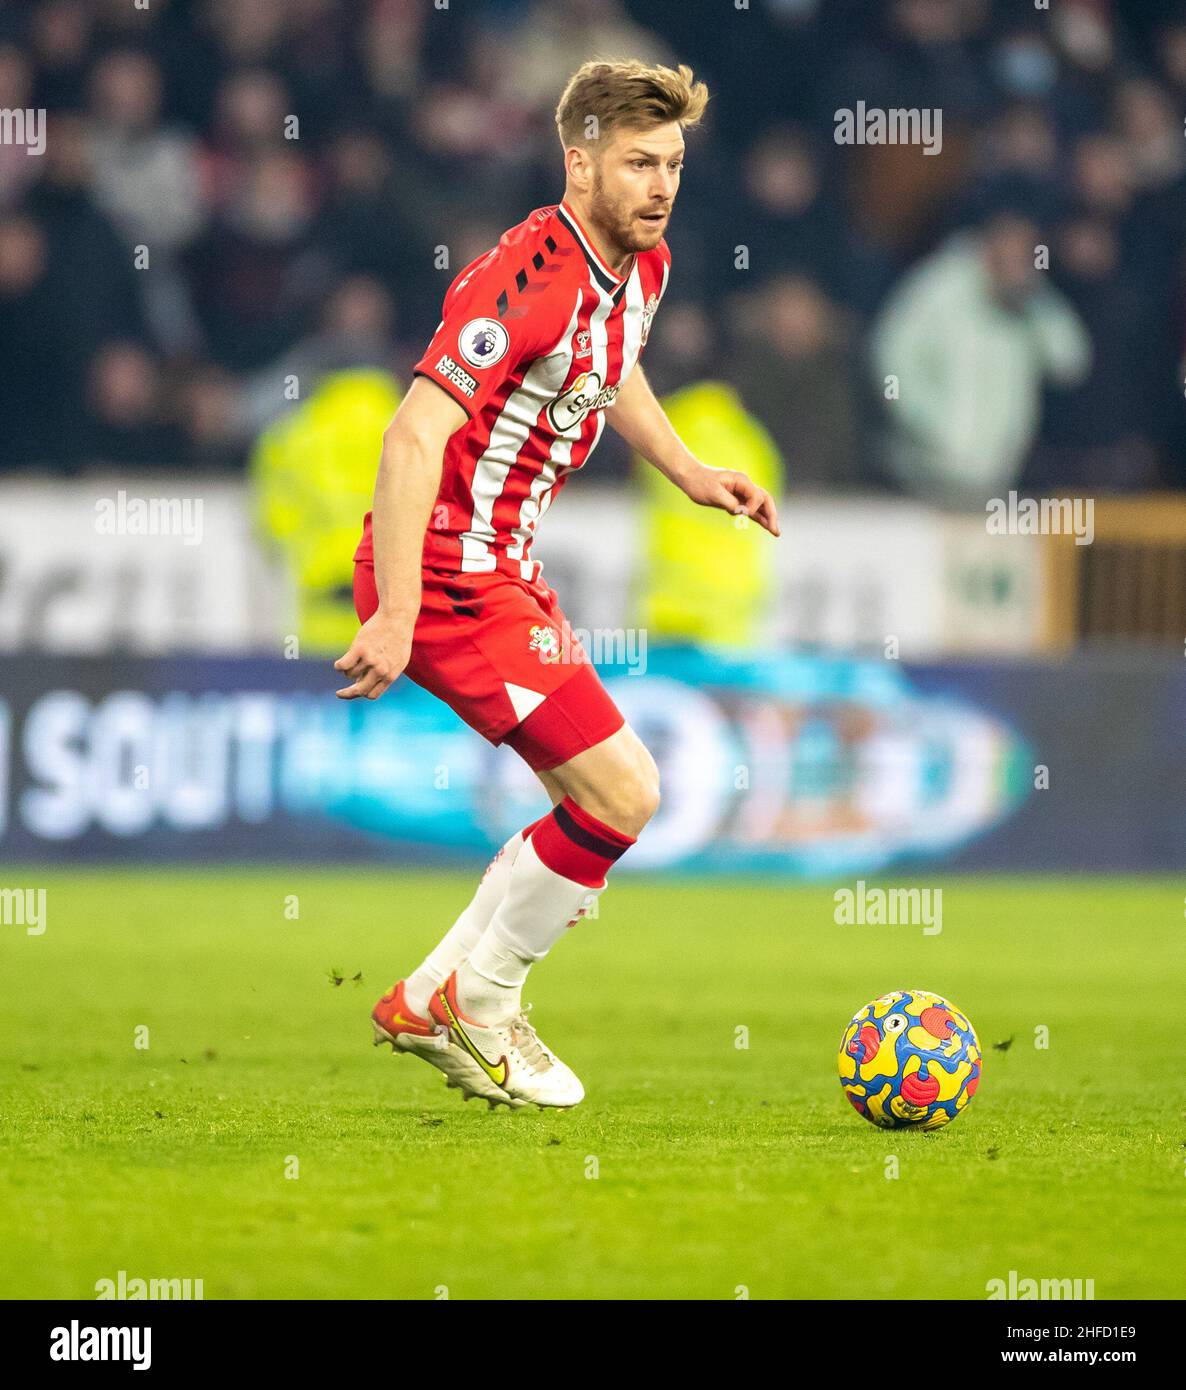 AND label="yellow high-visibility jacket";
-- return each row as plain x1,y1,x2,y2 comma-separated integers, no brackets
633,380,783,649
250,370,402,653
